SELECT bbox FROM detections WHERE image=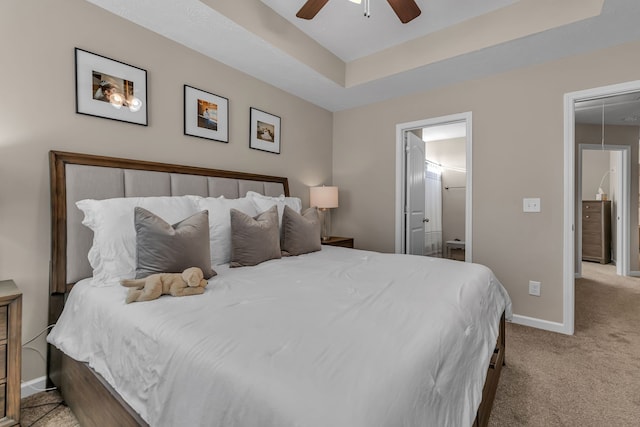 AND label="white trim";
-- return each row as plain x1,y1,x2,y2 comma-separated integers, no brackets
395,112,473,260
564,79,640,337
465,117,473,262
619,149,631,276
511,314,567,334
395,122,409,253
21,376,49,399
563,92,576,335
